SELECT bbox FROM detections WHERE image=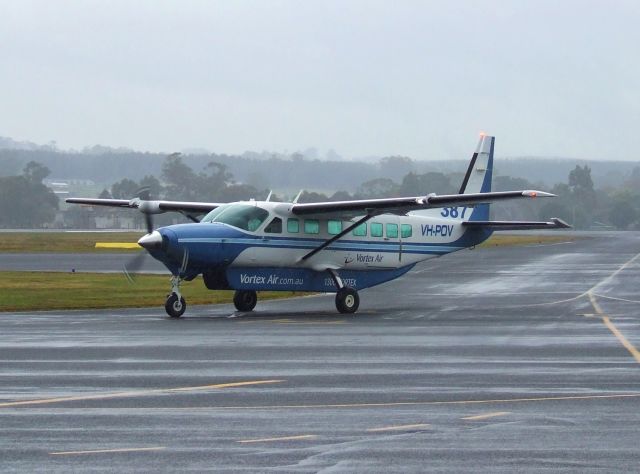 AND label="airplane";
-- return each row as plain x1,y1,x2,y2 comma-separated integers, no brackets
67,135,569,317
